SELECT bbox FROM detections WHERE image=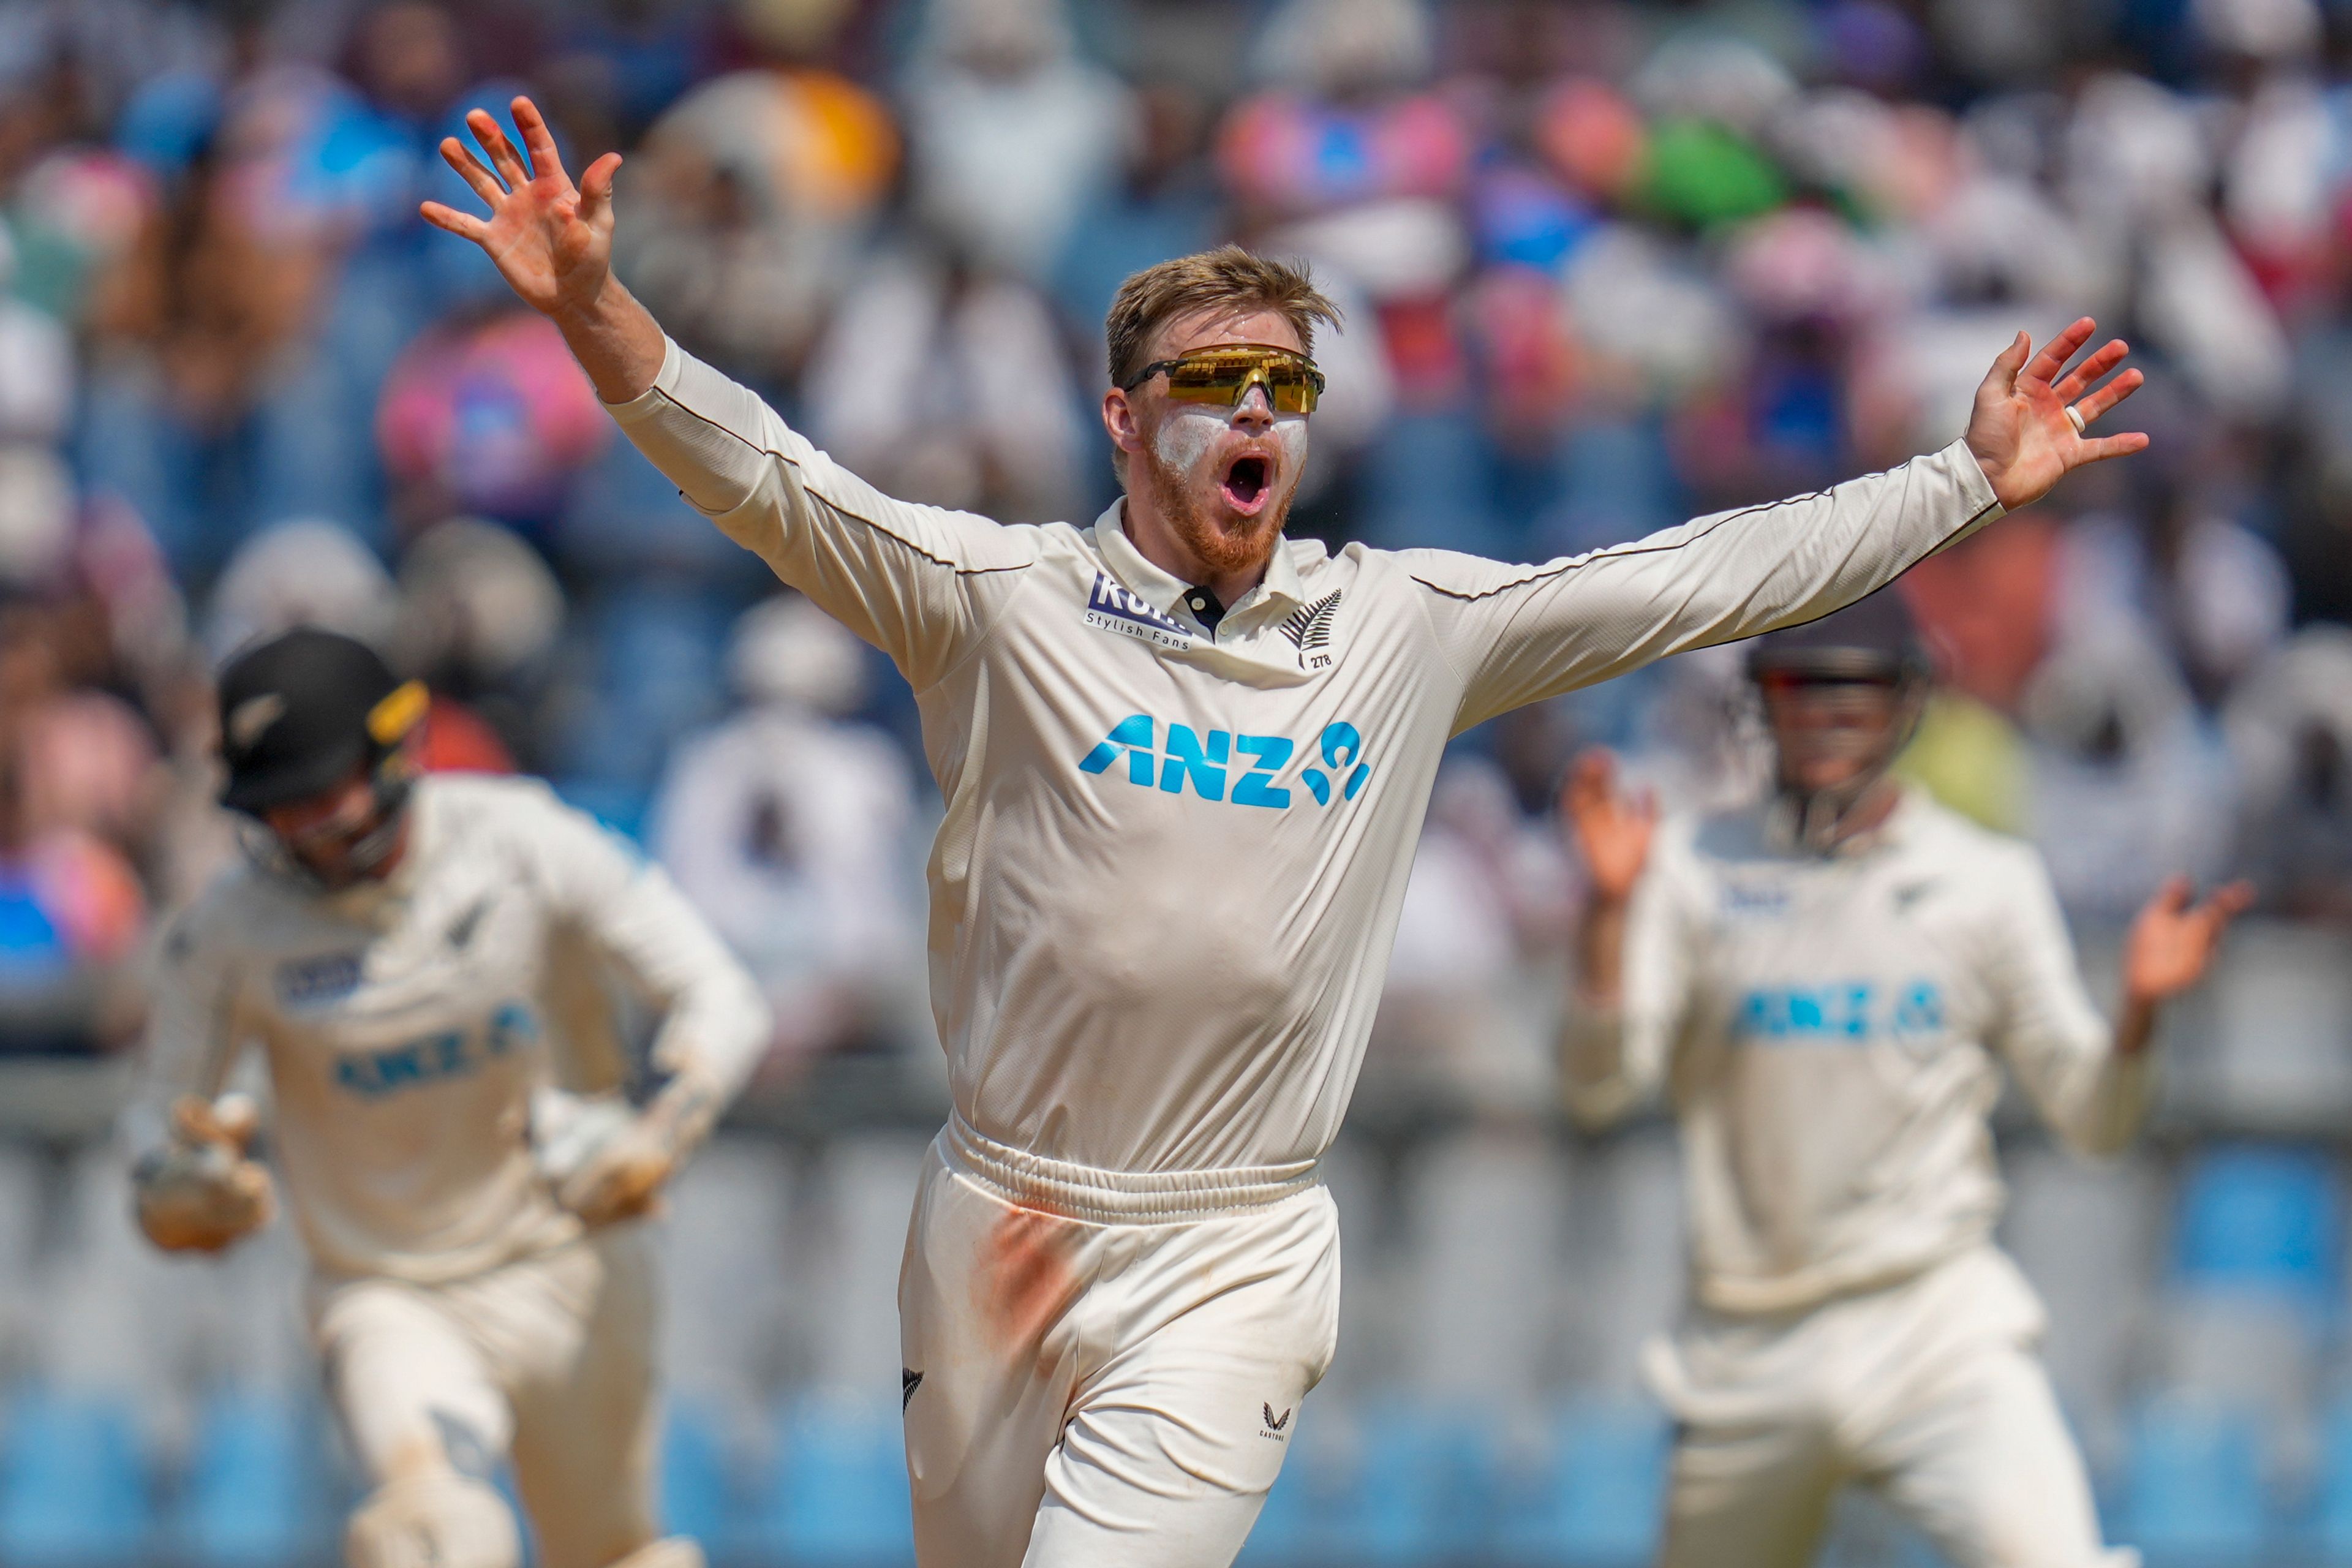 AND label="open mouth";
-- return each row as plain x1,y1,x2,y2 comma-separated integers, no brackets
1220,454,1272,514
